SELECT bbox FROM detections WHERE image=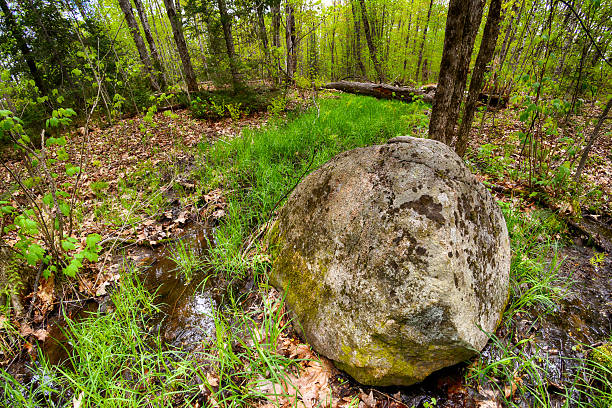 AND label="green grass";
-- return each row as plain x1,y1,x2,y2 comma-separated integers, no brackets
1,271,205,407
168,239,205,282
500,202,571,321
197,94,429,278
469,203,610,407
